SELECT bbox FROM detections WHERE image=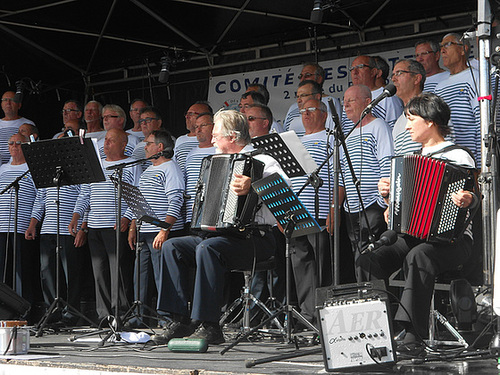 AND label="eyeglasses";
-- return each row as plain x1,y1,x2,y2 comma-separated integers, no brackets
298,72,319,80
185,111,200,118
8,141,22,145
349,64,374,72
144,141,156,145
138,117,159,125
1,98,15,102
130,108,143,112
299,107,322,114
415,50,435,58
391,70,418,79
194,123,213,129
440,41,463,49
296,92,318,99
102,115,120,120
247,116,266,122
61,109,80,114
